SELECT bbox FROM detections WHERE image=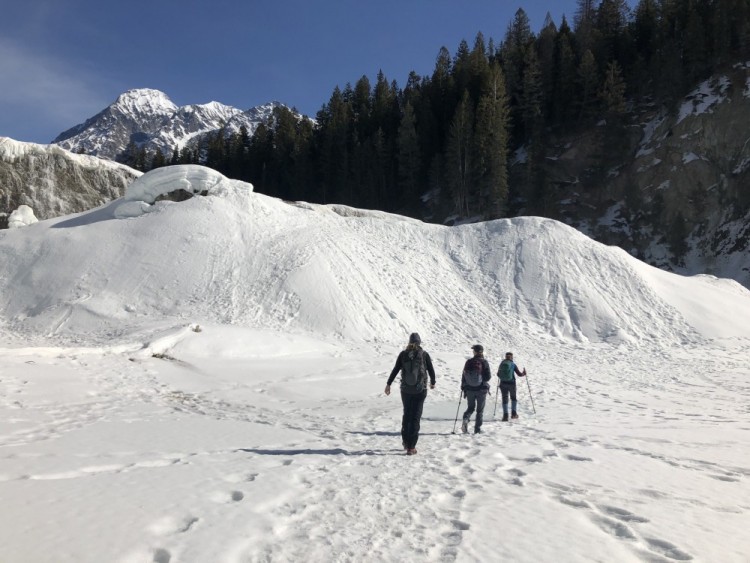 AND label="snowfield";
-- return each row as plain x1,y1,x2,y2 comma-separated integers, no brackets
0,166,748,562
